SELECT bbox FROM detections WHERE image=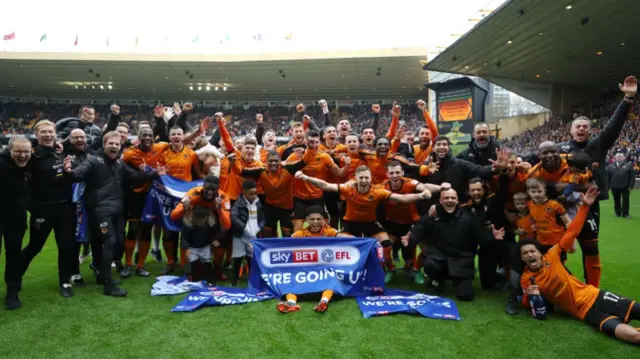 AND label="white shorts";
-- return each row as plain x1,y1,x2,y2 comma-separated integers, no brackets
188,246,212,263
232,237,253,258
